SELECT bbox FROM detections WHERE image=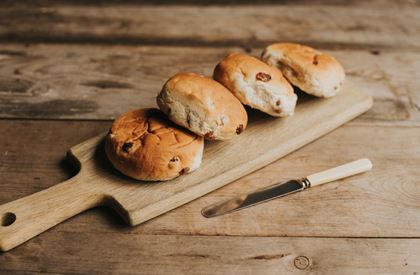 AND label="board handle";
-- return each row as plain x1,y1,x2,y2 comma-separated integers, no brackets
306,158,373,187
0,174,103,252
